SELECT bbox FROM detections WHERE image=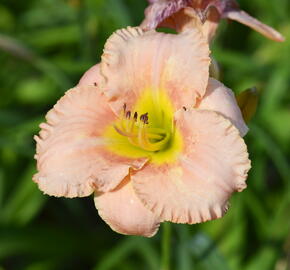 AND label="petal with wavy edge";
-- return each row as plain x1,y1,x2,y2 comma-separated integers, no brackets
34,86,147,198
95,176,160,237
100,26,210,114
197,78,248,137
132,109,251,224
78,64,102,87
